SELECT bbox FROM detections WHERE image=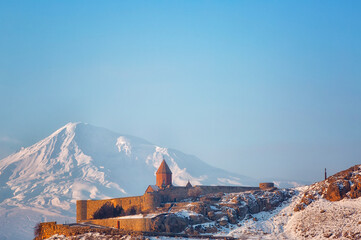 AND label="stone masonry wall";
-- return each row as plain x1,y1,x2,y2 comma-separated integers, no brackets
77,193,162,222
157,186,260,203
35,222,71,240
259,182,275,190
88,218,154,232
34,221,147,240
77,185,259,223
76,200,87,222
198,186,260,194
